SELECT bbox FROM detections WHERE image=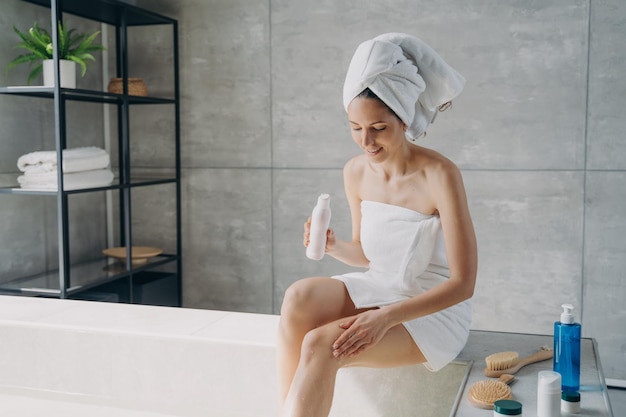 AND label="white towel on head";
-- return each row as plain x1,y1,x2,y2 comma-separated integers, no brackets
17,147,110,174
343,33,465,140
